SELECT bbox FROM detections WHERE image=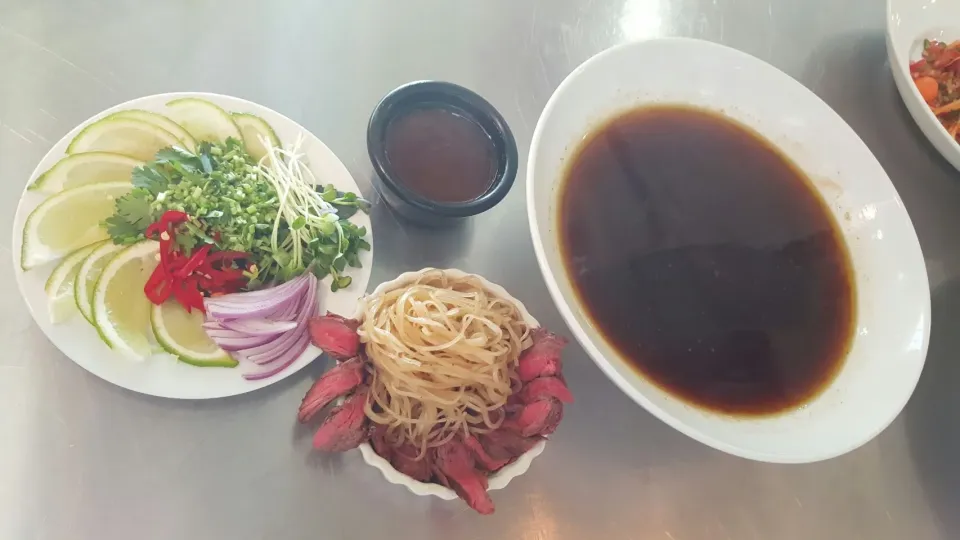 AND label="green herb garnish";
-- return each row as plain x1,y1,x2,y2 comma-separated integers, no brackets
102,137,370,290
